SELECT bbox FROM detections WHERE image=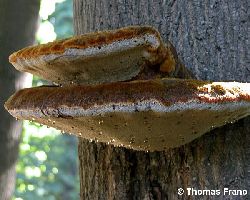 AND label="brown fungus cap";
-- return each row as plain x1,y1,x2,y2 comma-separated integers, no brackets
5,78,250,151
9,26,184,85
